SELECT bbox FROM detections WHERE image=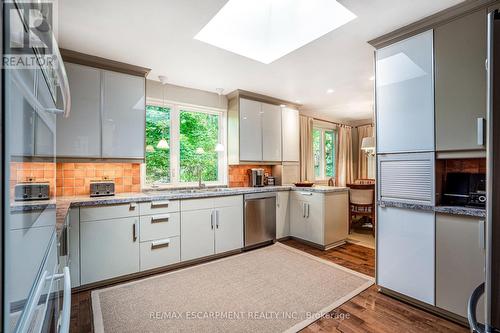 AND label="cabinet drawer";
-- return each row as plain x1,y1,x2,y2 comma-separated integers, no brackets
213,195,242,208
140,236,180,271
181,198,213,211
140,200,180,215
139,213,180,242
80,203,138,222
